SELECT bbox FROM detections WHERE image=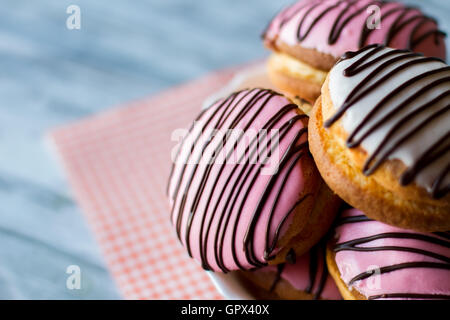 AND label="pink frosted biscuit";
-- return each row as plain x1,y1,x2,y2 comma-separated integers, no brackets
167,88,340,272
327,208,450,300
241,244,342,300
262,0,447,106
